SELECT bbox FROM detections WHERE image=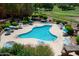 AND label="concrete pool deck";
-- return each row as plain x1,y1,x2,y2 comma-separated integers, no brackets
0,22,64,56
50,24,64,55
